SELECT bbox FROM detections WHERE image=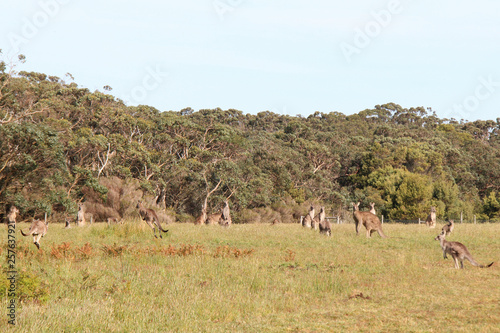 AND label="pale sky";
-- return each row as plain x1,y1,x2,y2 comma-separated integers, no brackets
1,0,500,121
